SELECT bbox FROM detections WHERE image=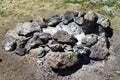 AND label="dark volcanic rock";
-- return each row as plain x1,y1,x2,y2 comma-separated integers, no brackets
48,40,64,52
82,20,96,34
46,51,79,69
53,31,78,45
47,15,61,26
33,32,52,43
2,36,17,51
73,44,91,56
15,48,26,56
62,11,78,25
25,36,43,52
